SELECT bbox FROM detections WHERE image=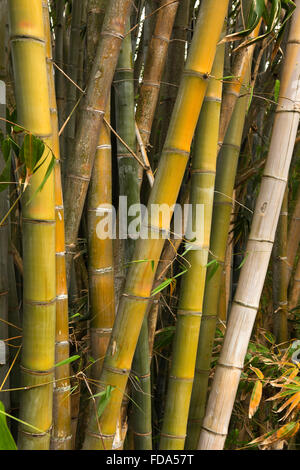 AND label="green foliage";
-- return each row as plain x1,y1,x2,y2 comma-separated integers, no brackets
0,402,17,450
